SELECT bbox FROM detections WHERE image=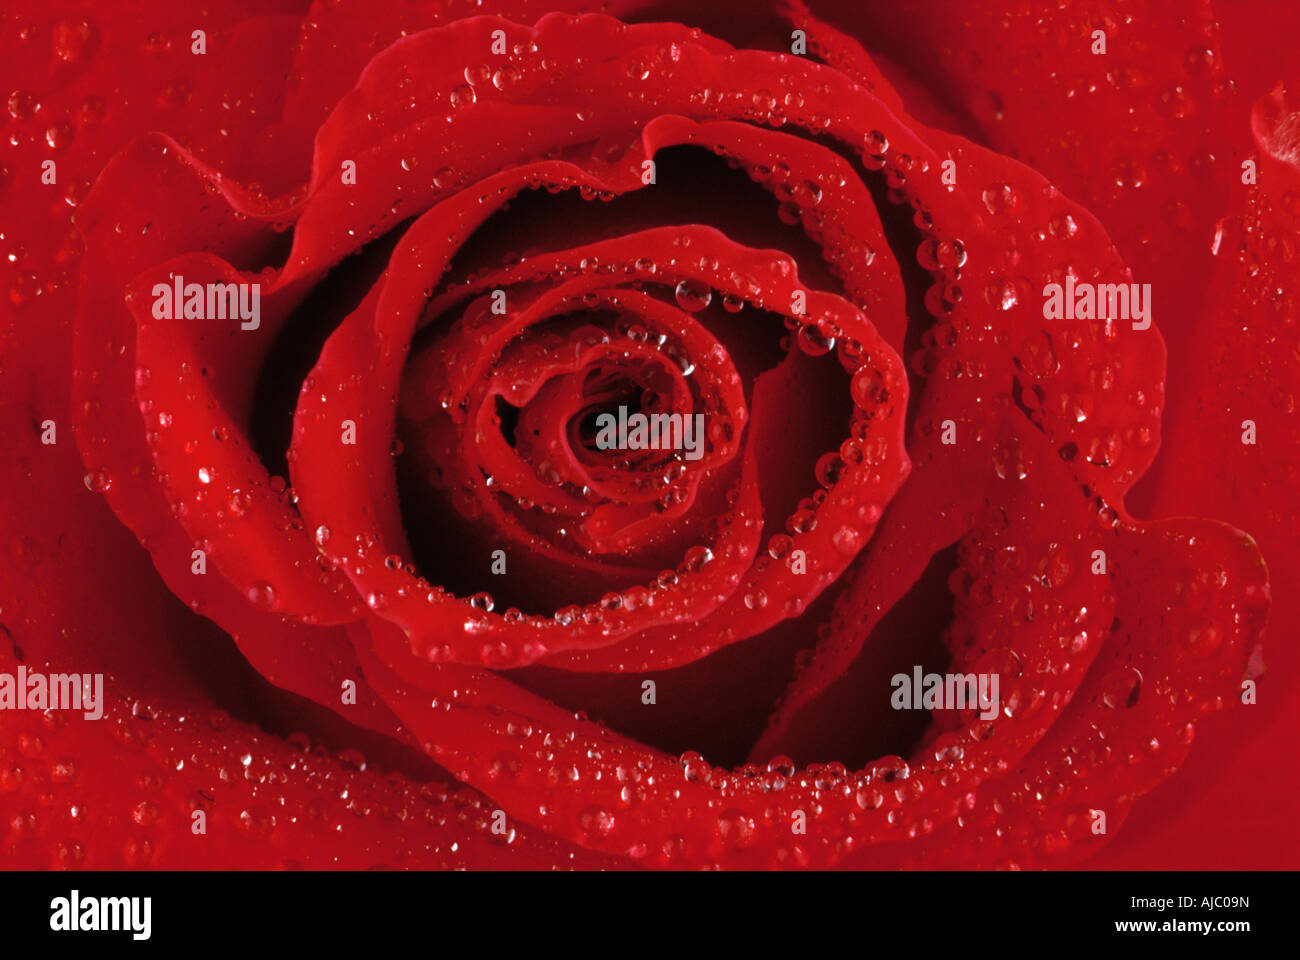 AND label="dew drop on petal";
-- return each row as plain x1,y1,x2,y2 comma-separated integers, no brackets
52,18,97,63
796,324,834,356
831,526,860,555
674,279,711,312
1101,665,1143,708
247,580,277,611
